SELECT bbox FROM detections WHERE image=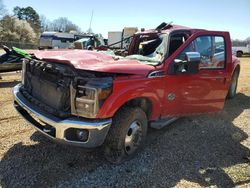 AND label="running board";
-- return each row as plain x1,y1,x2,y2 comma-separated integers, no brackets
150,117,178,129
